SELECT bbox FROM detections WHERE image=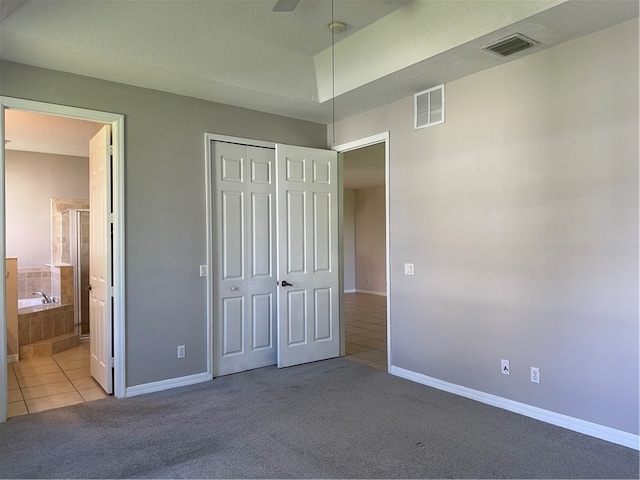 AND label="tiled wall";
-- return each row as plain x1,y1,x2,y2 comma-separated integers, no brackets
51,265,74,305
51,198,89,264
17,266,51,300
18,264,74,305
